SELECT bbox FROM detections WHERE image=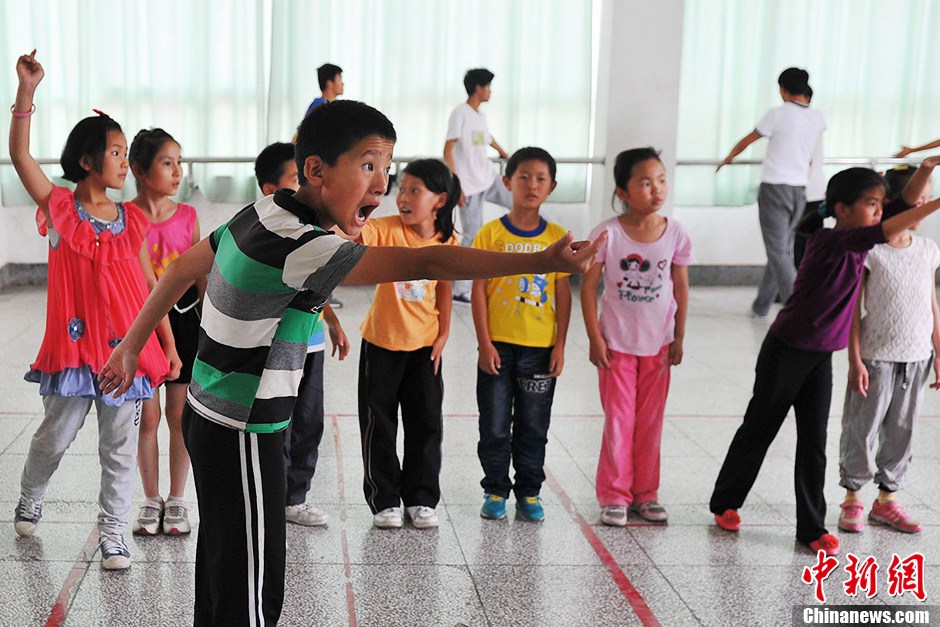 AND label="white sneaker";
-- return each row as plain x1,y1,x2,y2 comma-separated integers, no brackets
286,503,329,527
162,497,192,535
99,533,132,570
600,505,627,527
373,507,403,529
132,497,163,536
405,506,439,529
